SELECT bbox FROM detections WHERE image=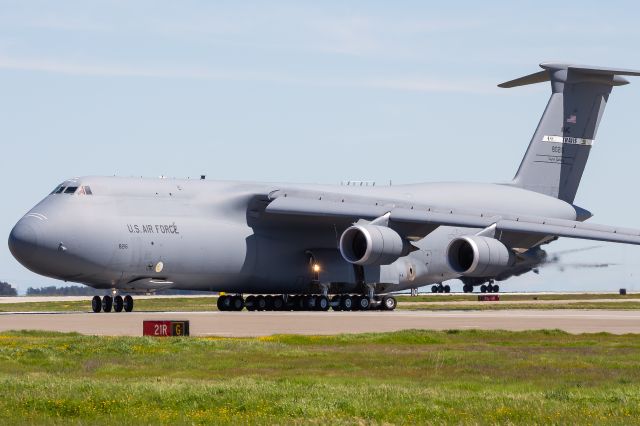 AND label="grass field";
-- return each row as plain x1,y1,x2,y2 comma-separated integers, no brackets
397,302,640,310
0,330,639,424
1,293,639,313
394,293,640,302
